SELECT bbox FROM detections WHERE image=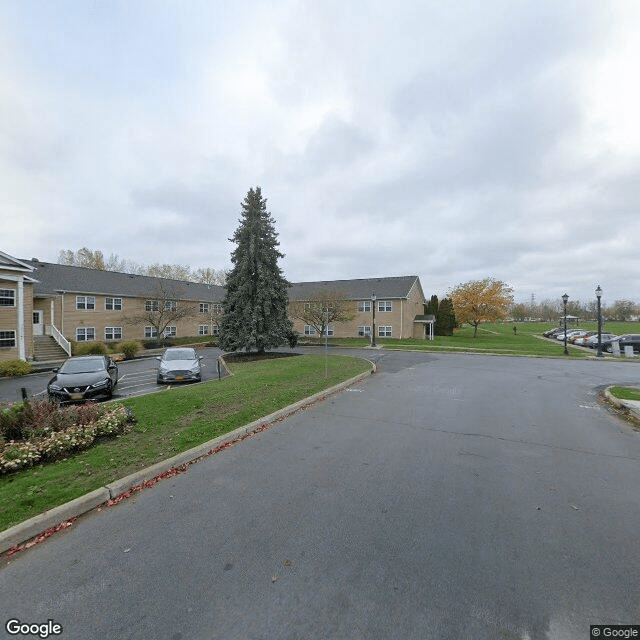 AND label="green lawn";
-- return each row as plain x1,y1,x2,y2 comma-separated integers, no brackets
610,387,640,401
0,354,371,532
318,321,640,358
